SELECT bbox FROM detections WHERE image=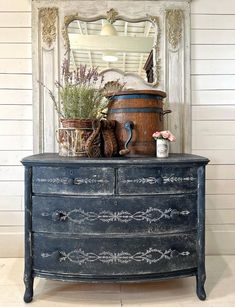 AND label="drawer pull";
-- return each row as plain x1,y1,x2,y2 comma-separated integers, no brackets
51,211,67,222
122,175,196,185
41,248,190,265
49,208,190,224
73,178,109,185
